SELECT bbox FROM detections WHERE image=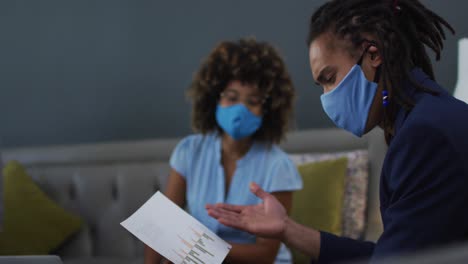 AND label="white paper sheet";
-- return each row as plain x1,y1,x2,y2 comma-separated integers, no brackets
121,191,232,264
